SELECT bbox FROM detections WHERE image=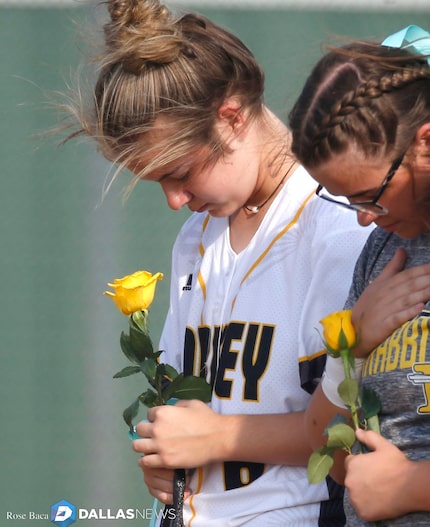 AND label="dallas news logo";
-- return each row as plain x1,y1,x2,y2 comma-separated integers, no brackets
50,500,76,527
48,499,175,523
